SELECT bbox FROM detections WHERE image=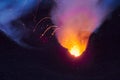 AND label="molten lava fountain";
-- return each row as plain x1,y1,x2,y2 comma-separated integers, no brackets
51,0,117,57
